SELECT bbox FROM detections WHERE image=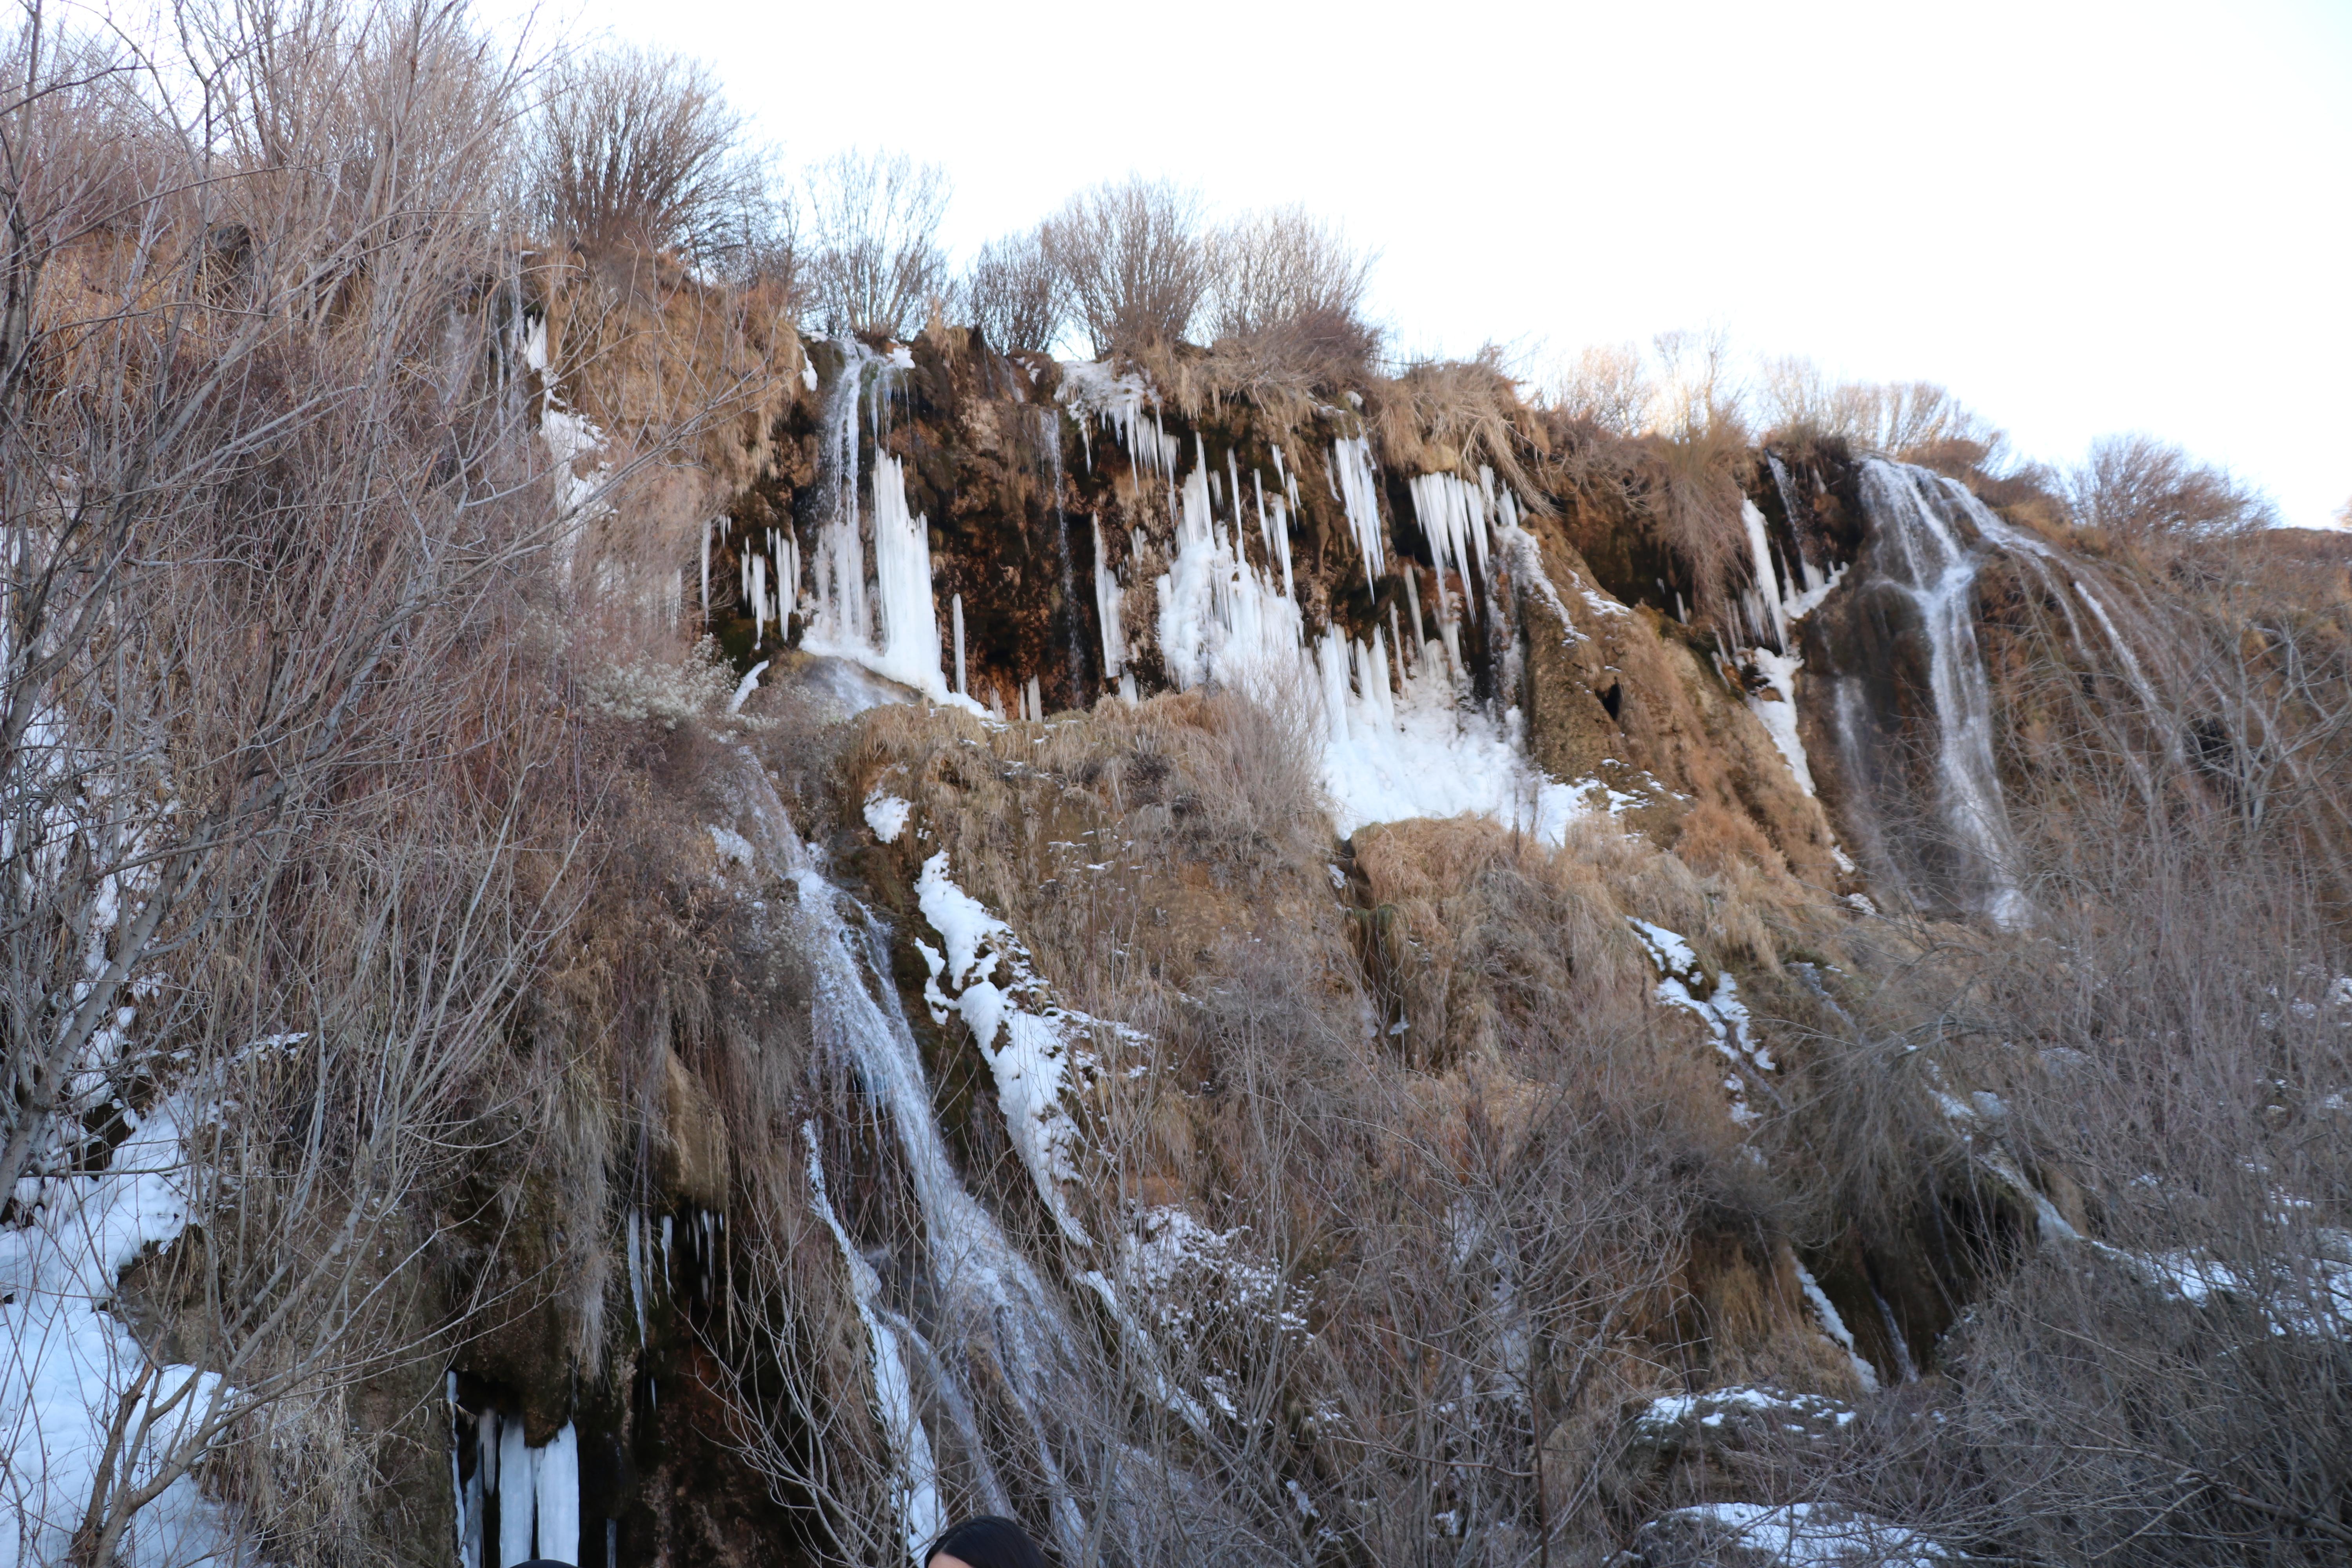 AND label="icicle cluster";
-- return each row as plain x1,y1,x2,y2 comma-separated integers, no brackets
453,1401,581,1568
